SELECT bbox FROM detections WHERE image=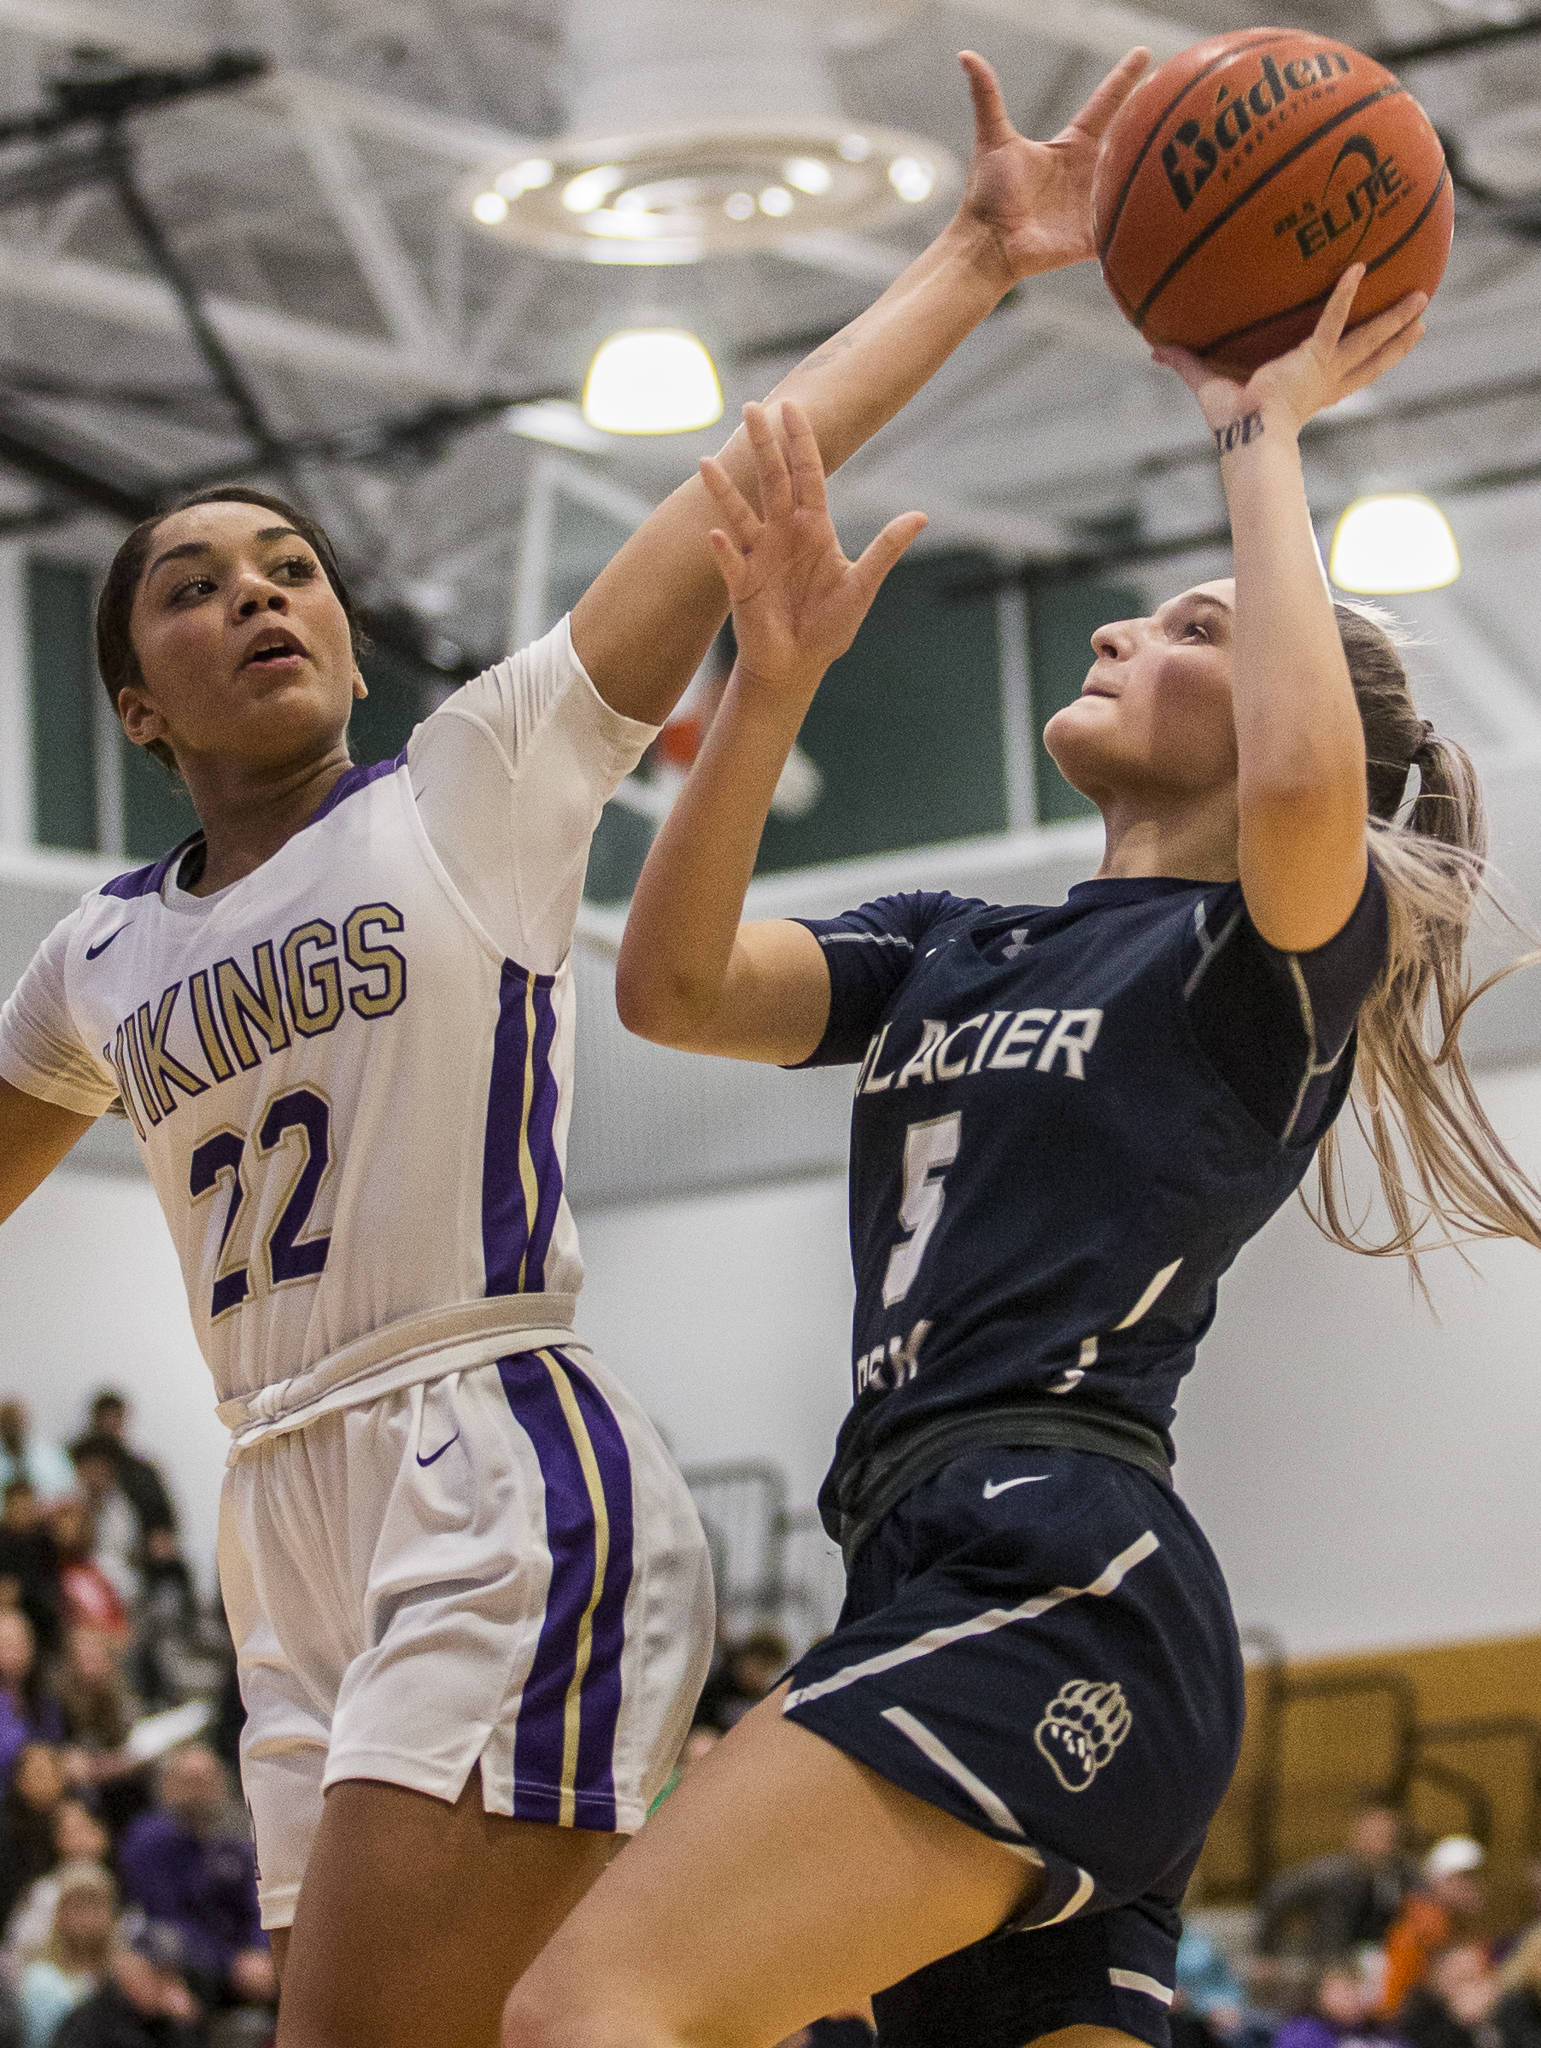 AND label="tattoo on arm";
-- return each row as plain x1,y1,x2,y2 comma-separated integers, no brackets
1215,410,1265,456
